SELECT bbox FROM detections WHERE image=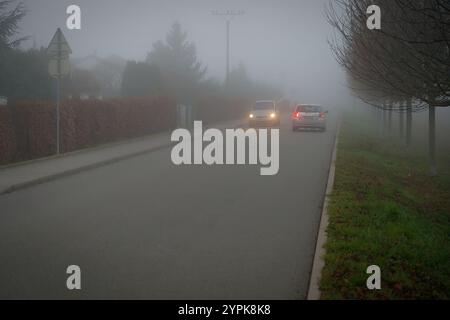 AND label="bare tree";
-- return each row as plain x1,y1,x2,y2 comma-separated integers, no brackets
327,0,450,174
